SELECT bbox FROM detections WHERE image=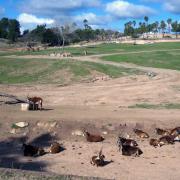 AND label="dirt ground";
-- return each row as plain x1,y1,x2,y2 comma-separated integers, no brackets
0,57,180,179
